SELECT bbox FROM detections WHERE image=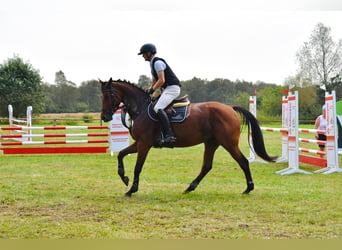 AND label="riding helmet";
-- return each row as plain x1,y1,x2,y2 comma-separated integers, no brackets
138,43,157,55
